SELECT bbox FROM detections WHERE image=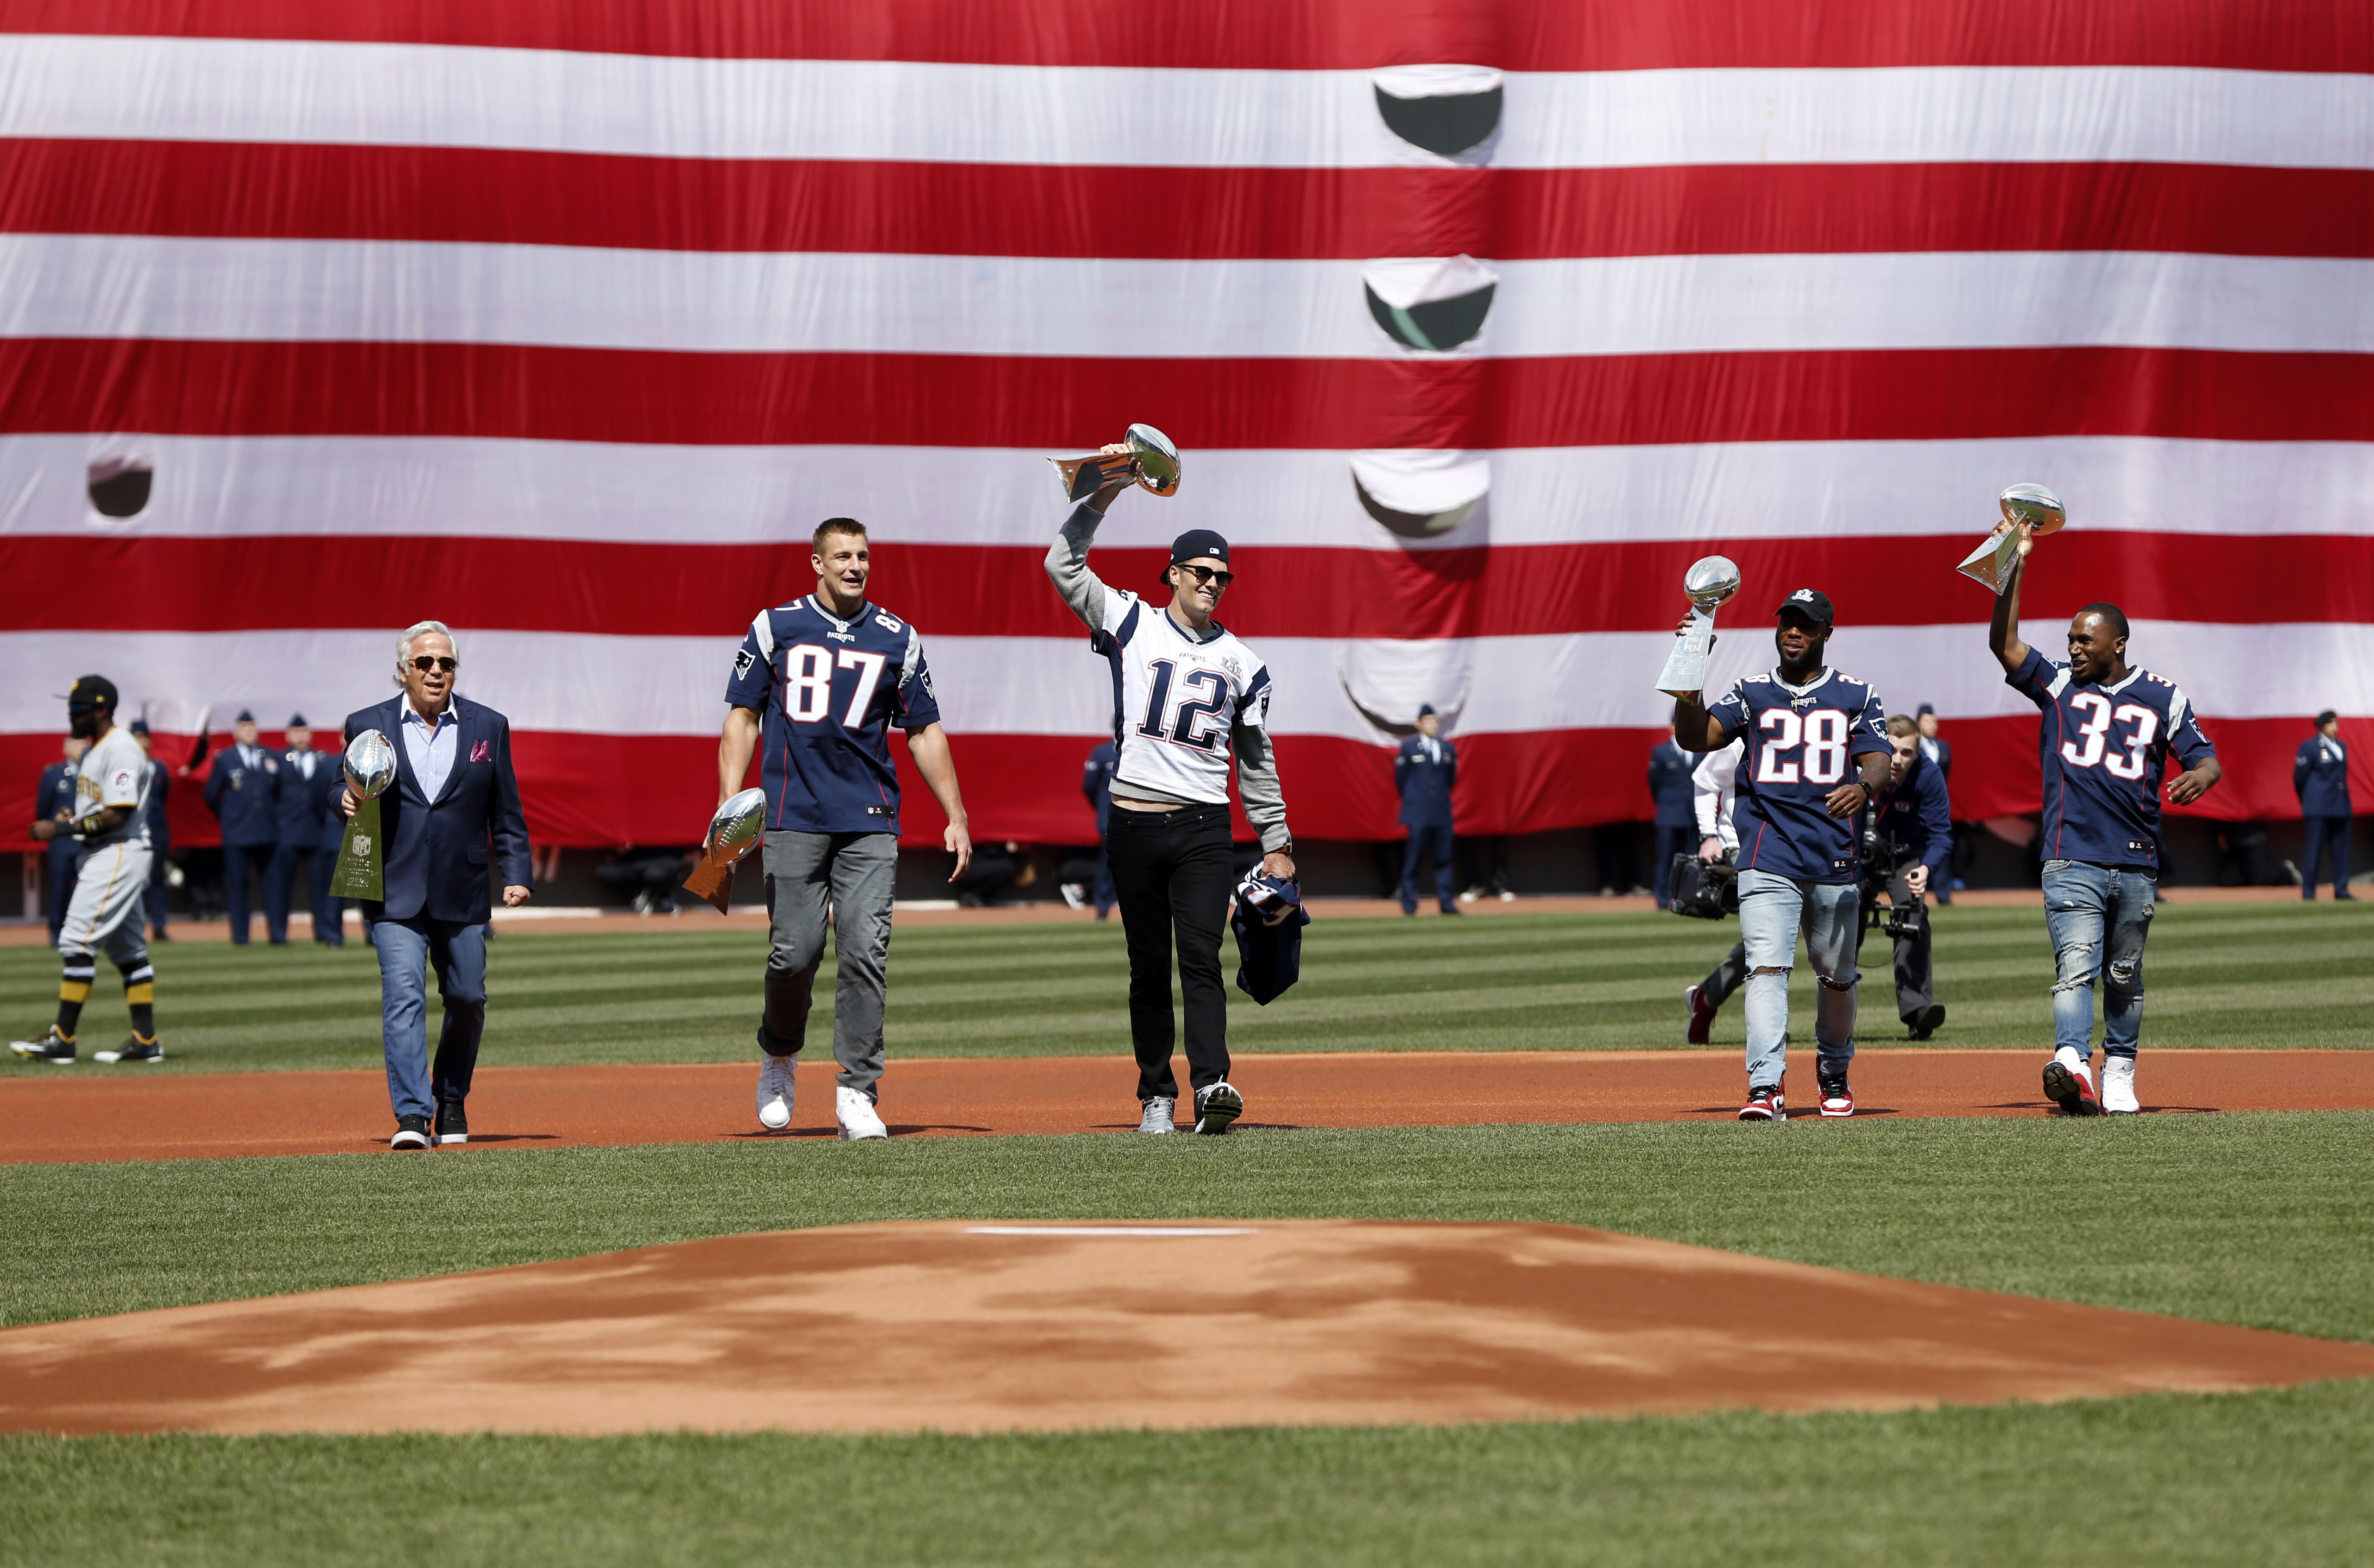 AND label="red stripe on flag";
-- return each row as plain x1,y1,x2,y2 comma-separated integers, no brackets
0,717,2347,854
4,341,2368,449
9,0,2367,72
6,142,2370,262
3,534,2368,639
